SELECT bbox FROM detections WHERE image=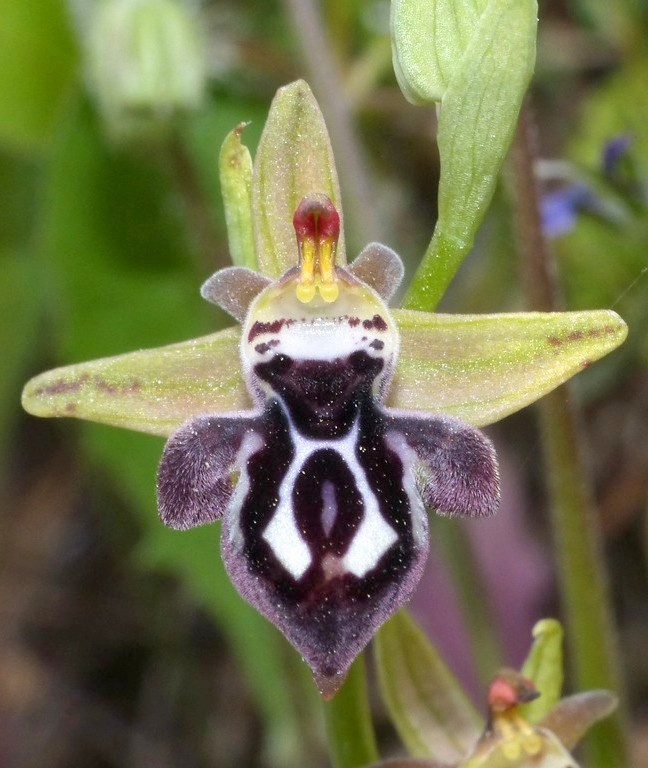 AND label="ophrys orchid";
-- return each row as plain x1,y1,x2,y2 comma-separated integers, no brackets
21,80,627,697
